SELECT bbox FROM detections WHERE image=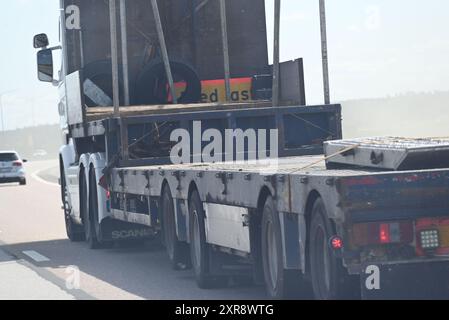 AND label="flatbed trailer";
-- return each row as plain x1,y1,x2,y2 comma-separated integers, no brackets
33,0,449,300
62,98,449,299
